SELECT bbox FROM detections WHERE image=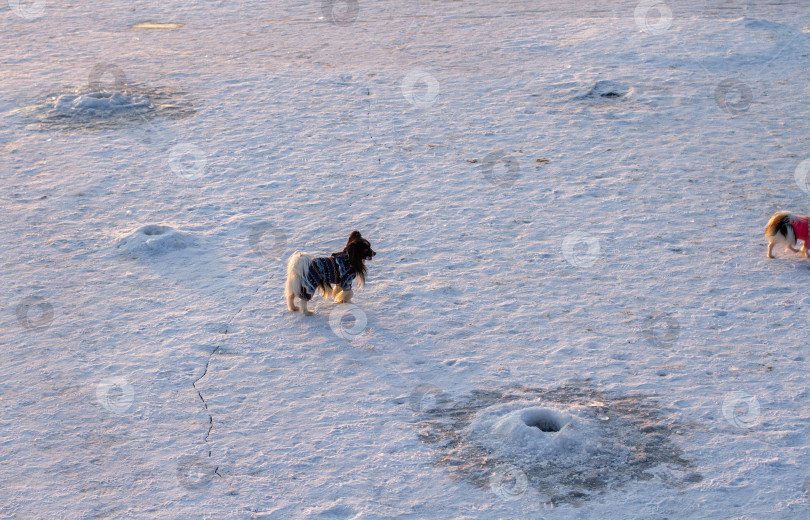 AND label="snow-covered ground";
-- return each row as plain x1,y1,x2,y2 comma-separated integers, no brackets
2,0,810,518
